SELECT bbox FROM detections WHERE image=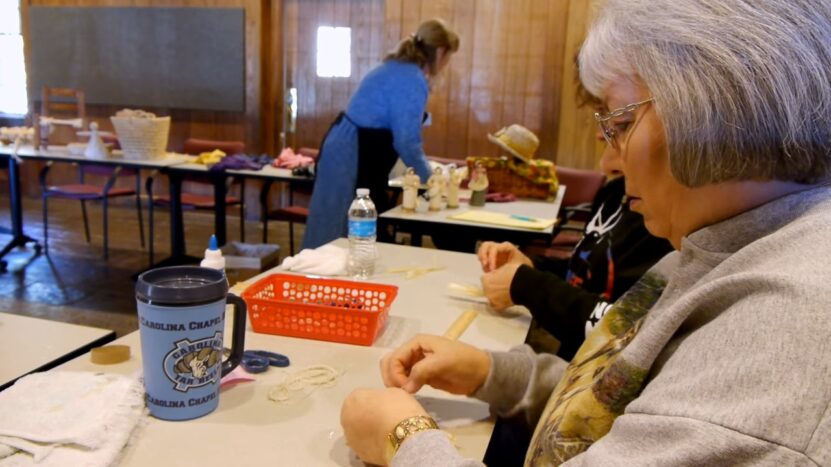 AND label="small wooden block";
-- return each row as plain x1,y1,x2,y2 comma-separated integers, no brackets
90,345,131,364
